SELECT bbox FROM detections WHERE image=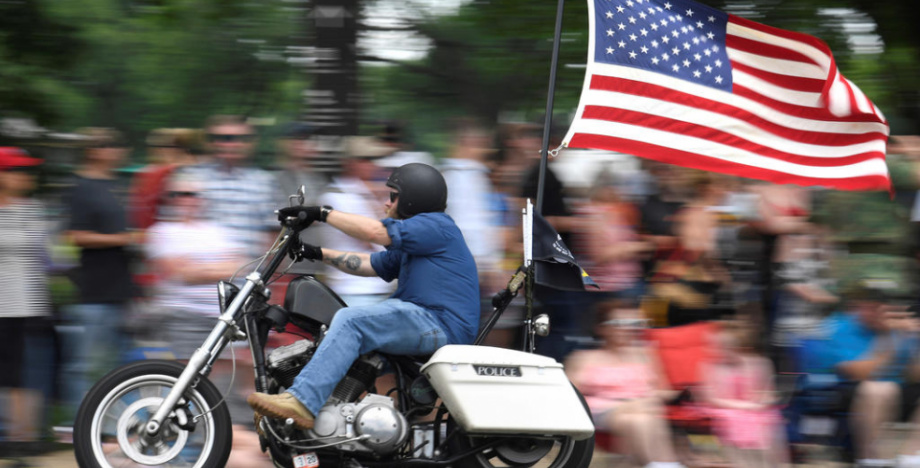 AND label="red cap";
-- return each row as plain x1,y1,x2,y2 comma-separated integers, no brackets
0,147,42,170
